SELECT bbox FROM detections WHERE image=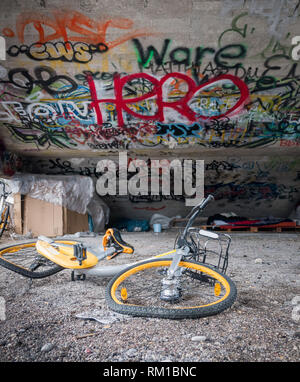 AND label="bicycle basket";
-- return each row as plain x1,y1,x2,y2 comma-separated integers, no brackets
185,228,231,274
